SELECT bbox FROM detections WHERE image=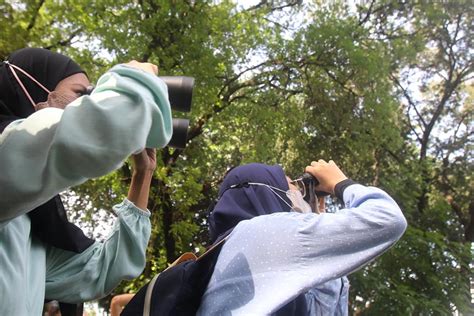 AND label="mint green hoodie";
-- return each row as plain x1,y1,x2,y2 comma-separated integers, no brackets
0,65,172,315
